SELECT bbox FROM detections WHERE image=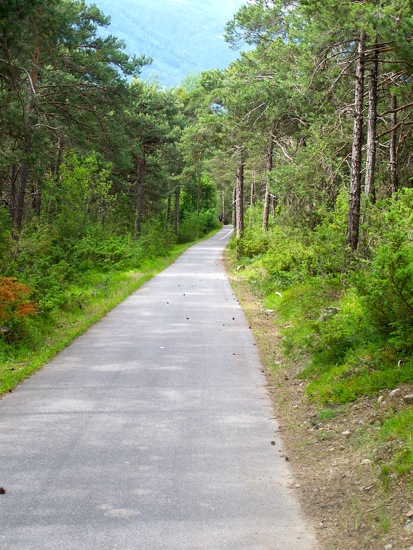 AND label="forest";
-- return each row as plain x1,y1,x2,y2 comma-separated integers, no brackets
1,0,413,529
